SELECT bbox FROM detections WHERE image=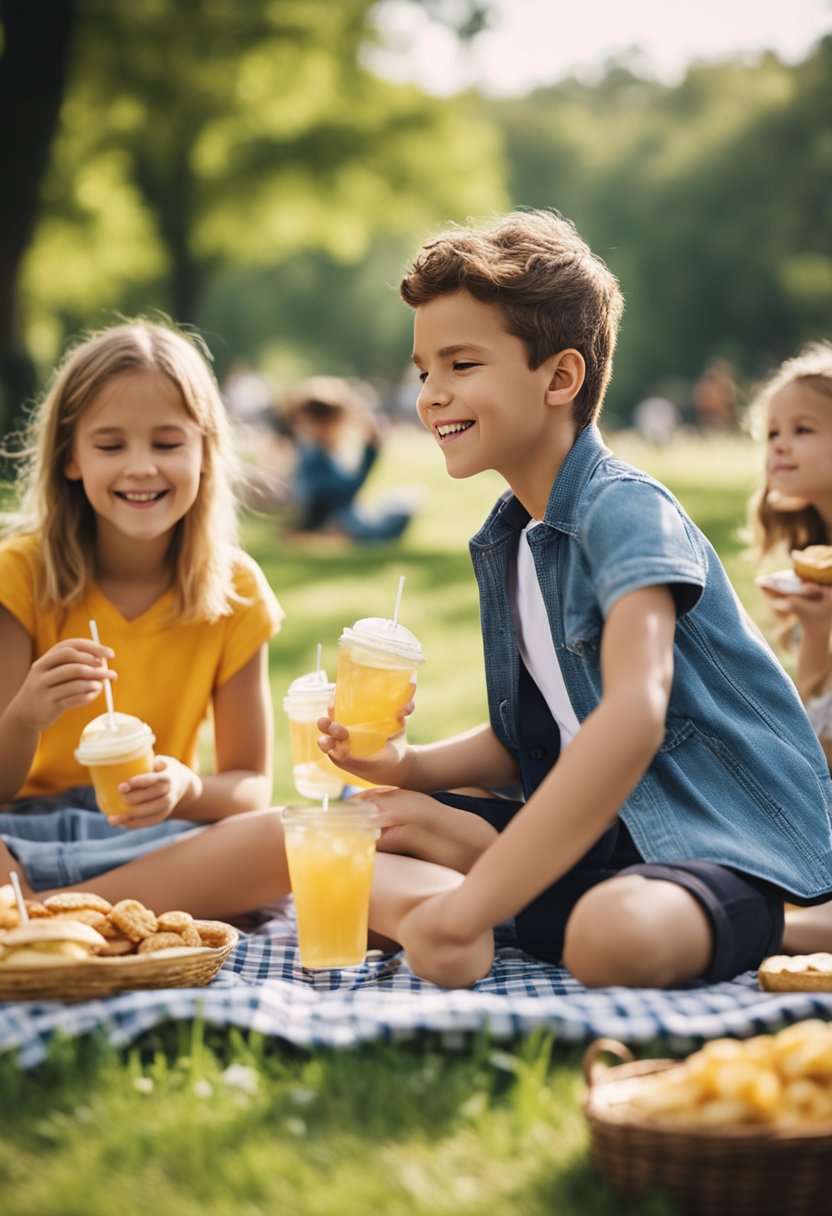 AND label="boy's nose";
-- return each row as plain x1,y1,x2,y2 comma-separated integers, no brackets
417,377,451,411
